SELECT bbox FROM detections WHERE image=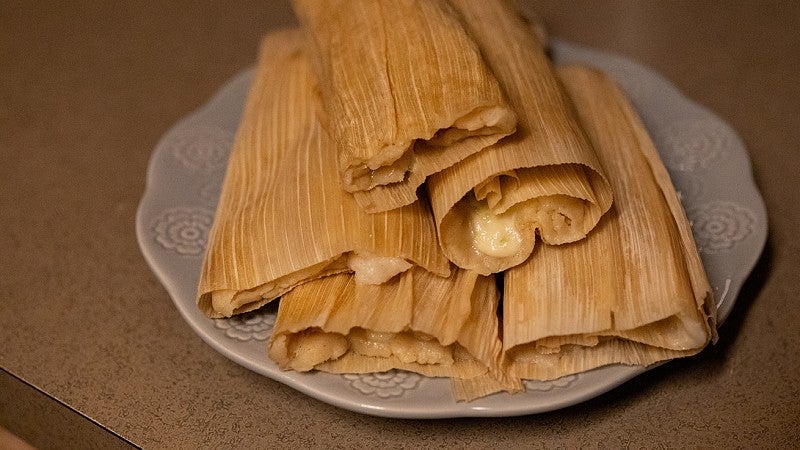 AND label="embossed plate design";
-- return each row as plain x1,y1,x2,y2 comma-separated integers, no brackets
136,40,767,418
